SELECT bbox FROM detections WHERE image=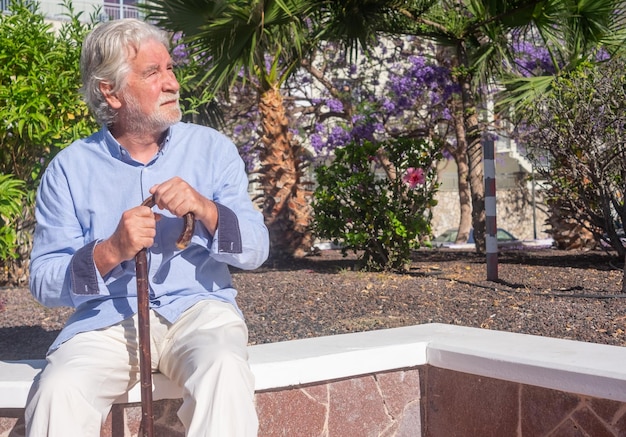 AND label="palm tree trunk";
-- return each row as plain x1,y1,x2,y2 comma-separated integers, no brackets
451,95,473,244
258,85,312,257
456,43,486,254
